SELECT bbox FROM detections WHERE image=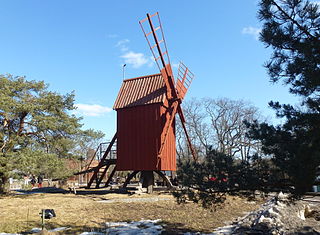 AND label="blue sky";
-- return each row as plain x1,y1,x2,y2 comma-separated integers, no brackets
0,0,301,140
